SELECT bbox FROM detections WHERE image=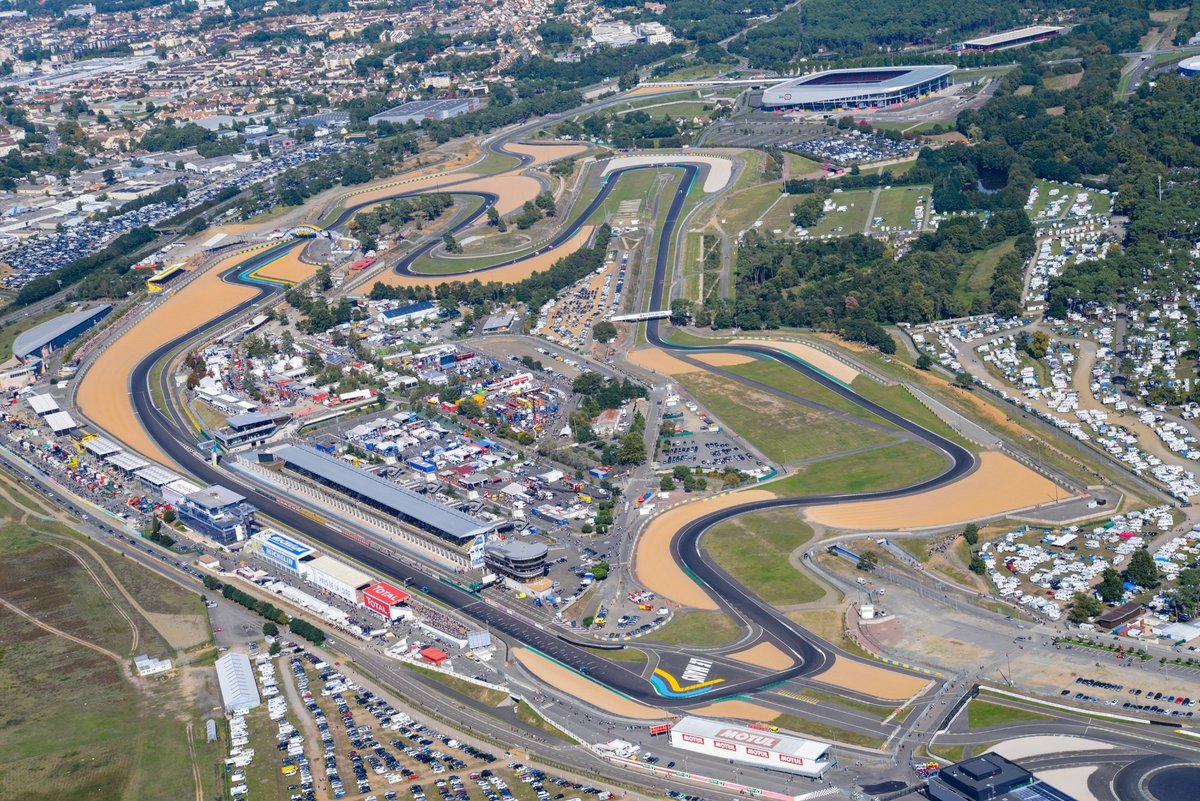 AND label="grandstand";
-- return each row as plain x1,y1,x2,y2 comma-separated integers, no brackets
147,263,187,293
960,25,1063,51
761,66,955,111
